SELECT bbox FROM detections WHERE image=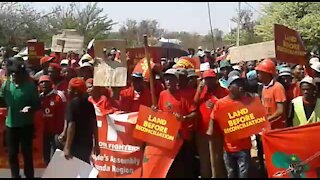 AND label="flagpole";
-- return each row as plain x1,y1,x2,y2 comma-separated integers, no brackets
207,2,215,49
236,2,241,46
